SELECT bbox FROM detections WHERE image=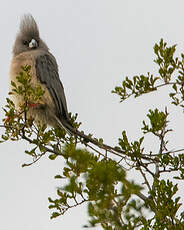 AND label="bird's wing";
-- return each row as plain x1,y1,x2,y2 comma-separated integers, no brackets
35,53,70,122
